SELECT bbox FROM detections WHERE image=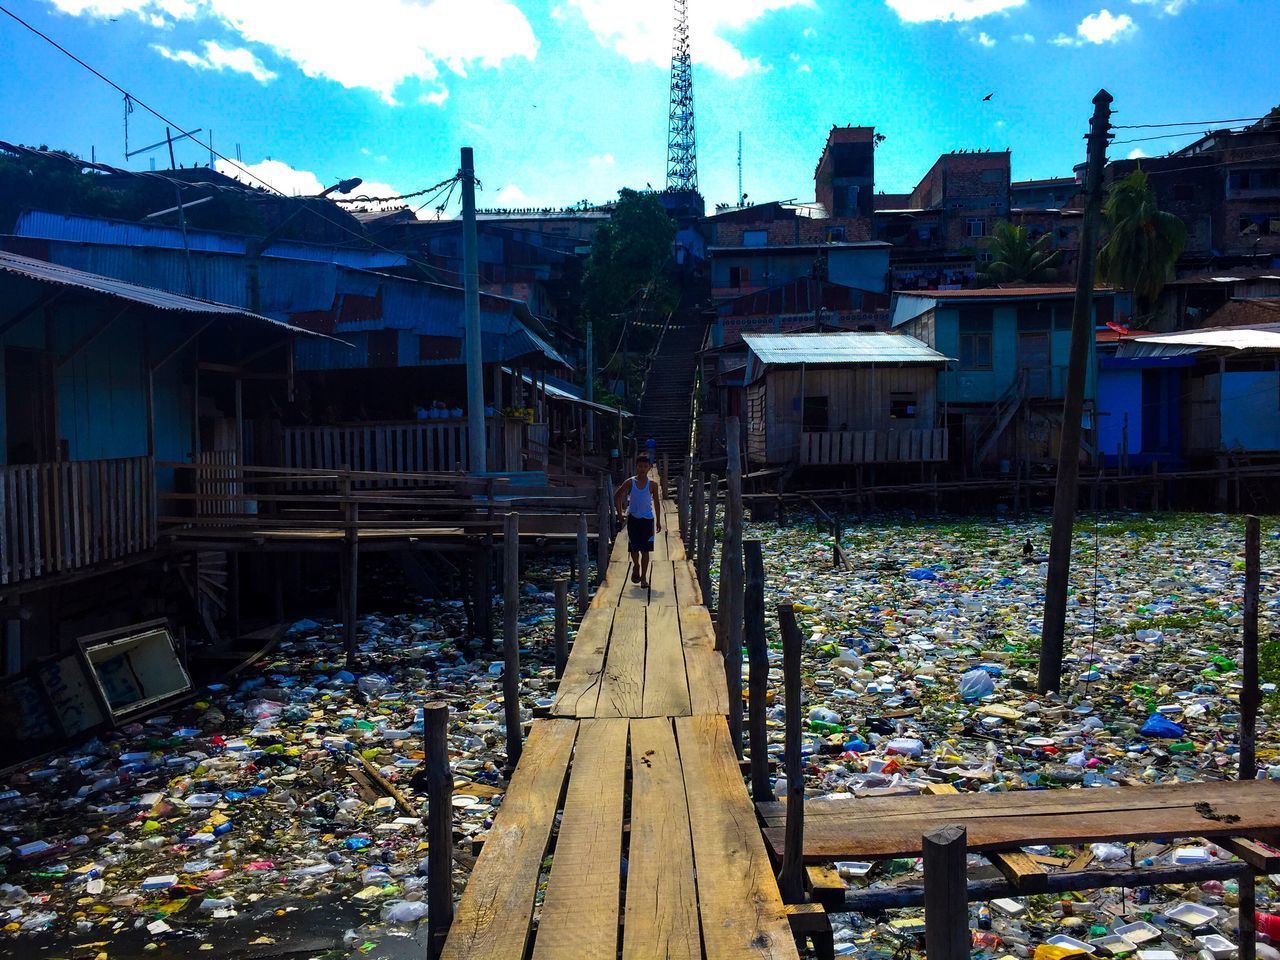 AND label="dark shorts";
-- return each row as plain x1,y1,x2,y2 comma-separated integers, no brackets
626,515,655,553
